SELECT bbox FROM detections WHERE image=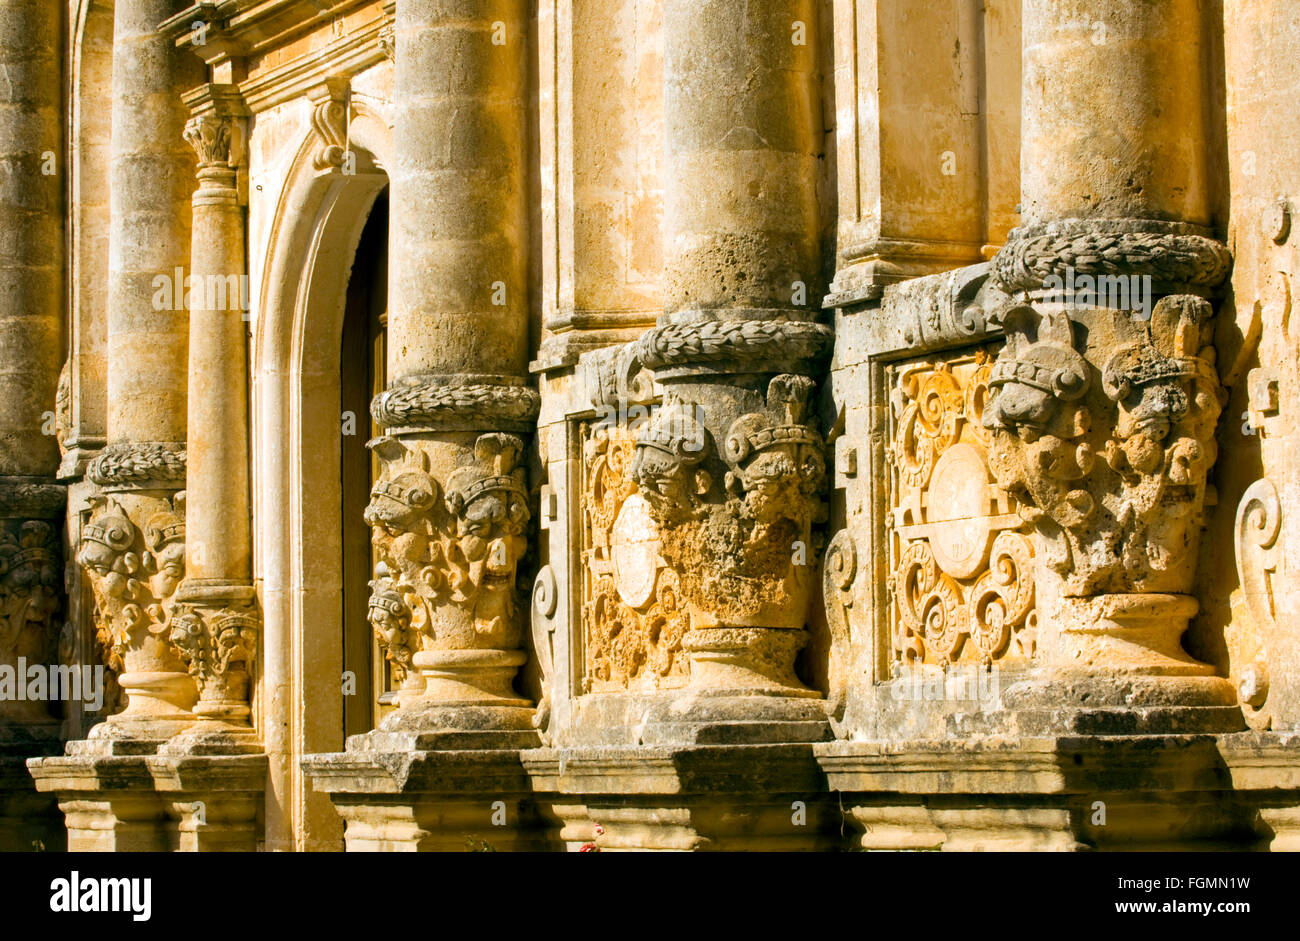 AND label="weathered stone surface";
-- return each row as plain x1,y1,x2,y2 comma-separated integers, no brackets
9,0,1300,853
